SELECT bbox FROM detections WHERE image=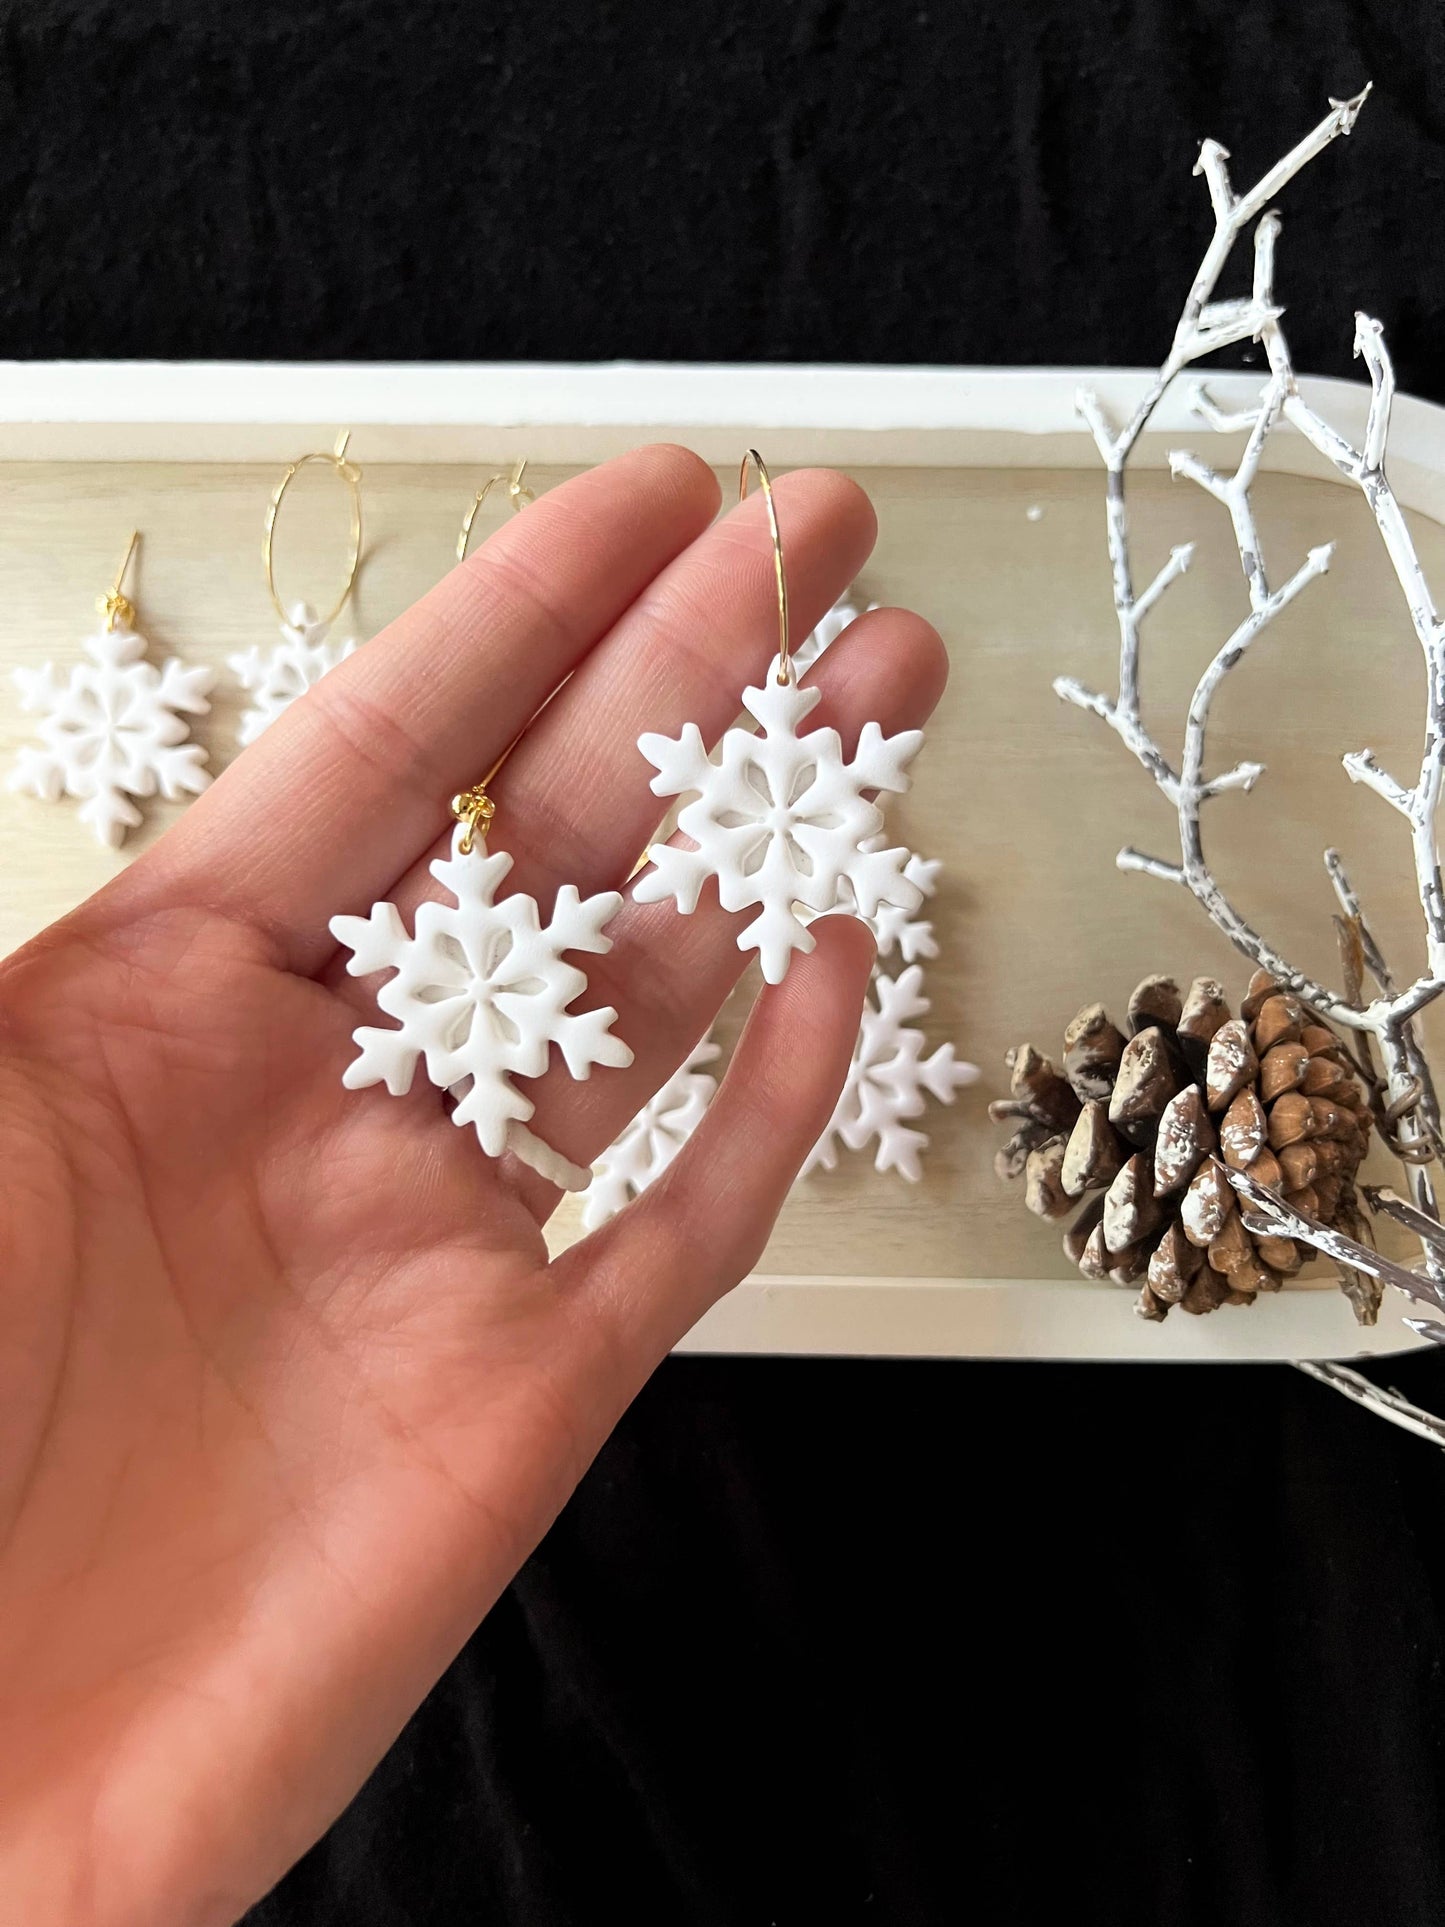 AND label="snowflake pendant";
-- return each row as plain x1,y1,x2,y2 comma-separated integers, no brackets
329,829,633,1191
834,840,942,968
635,655,926,984
582,1038,720,1229
9,614,214,847
806,965,978,1182
229,601,356,747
